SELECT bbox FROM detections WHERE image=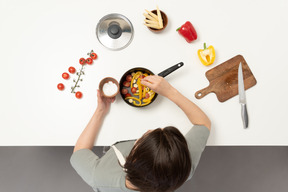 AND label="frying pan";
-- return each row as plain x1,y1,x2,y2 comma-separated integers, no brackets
119,62,184,107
